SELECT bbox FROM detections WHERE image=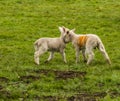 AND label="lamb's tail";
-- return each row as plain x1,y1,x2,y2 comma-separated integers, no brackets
97,39,111,65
